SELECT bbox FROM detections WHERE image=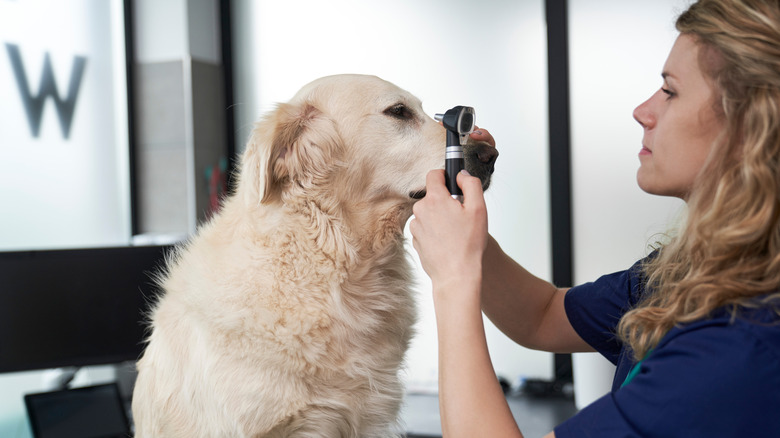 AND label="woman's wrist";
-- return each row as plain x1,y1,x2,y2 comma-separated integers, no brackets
431,274,483,314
